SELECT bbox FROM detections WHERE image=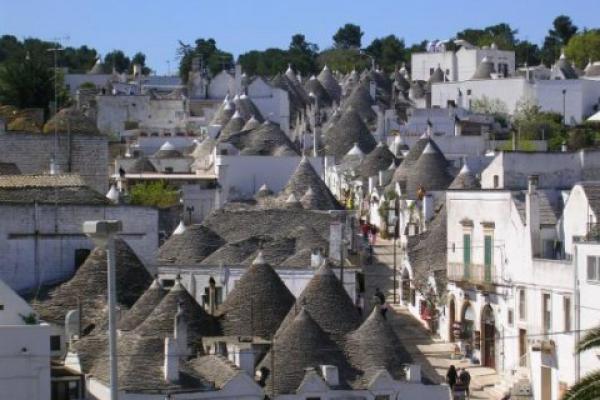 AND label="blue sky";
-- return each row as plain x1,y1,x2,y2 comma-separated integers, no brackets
1,0,599,74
